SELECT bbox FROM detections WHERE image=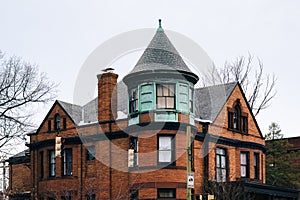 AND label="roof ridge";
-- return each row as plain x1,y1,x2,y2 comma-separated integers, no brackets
57,100,82,108
195,81,238,90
